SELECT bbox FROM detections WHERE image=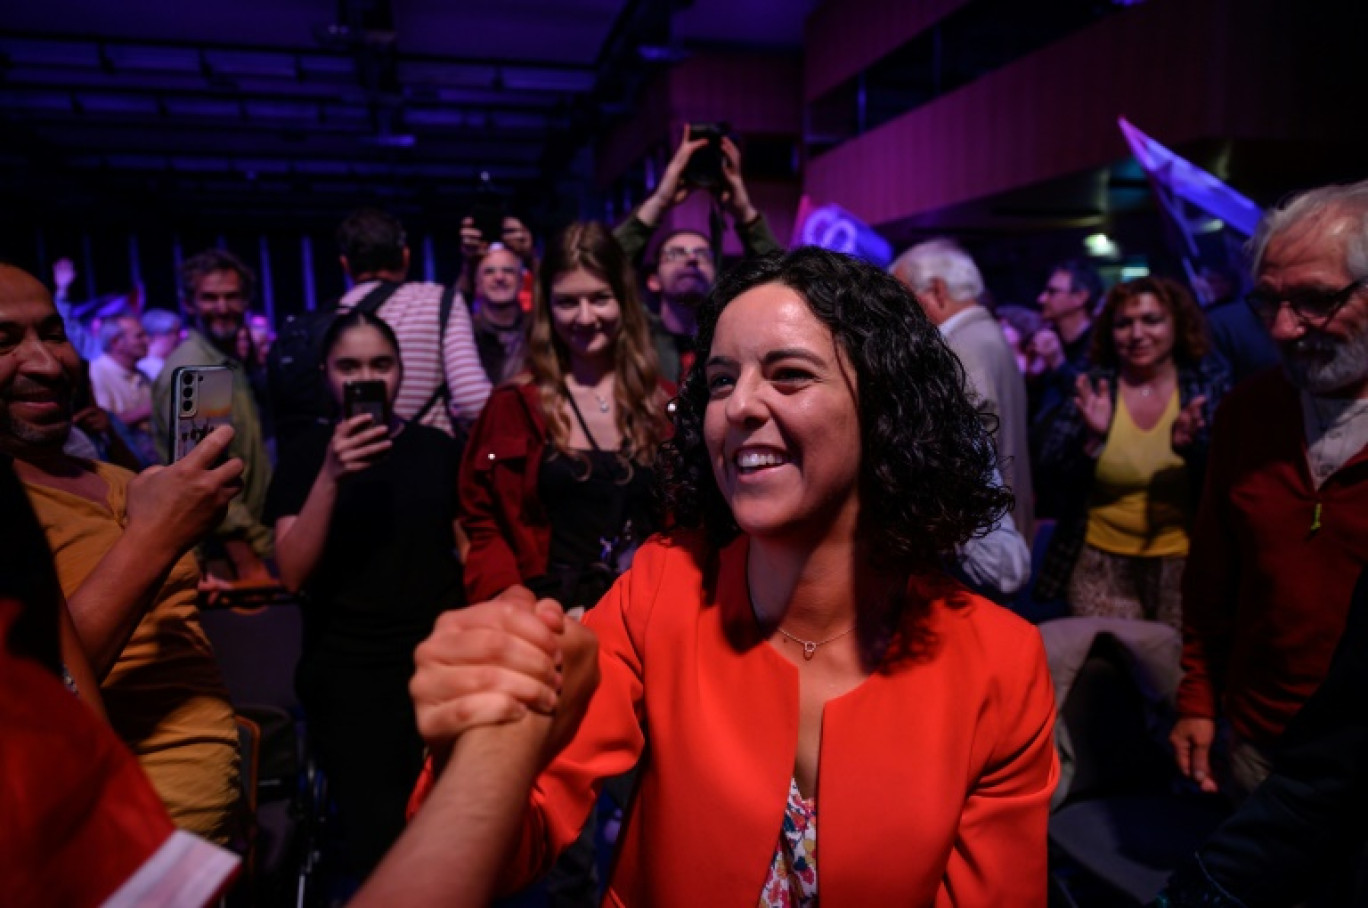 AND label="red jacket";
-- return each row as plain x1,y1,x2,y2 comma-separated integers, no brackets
424,533,1057,906
458,379,675,603
1179,369,1368,745
459,383,553,602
